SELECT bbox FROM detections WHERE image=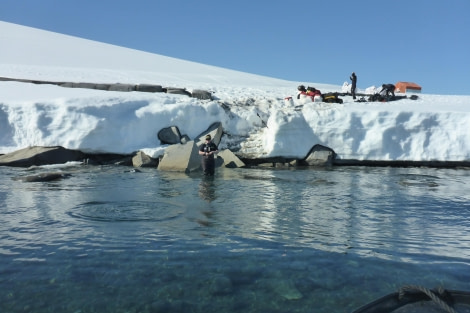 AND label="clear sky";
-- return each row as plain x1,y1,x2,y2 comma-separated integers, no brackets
1,0,469,95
